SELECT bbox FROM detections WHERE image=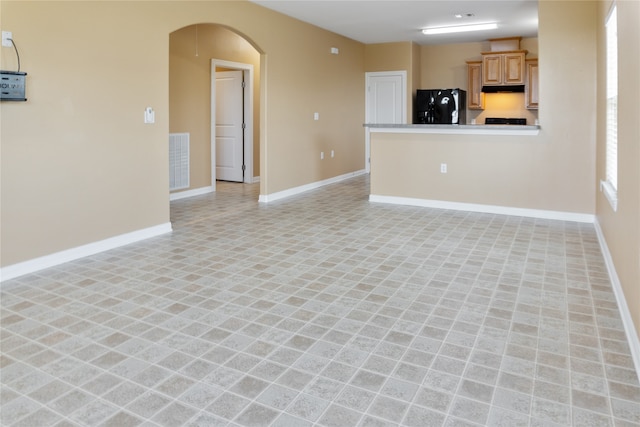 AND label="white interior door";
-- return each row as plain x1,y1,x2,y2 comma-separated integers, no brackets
365,71,406,172
215,70,244,182
366,73,406,124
